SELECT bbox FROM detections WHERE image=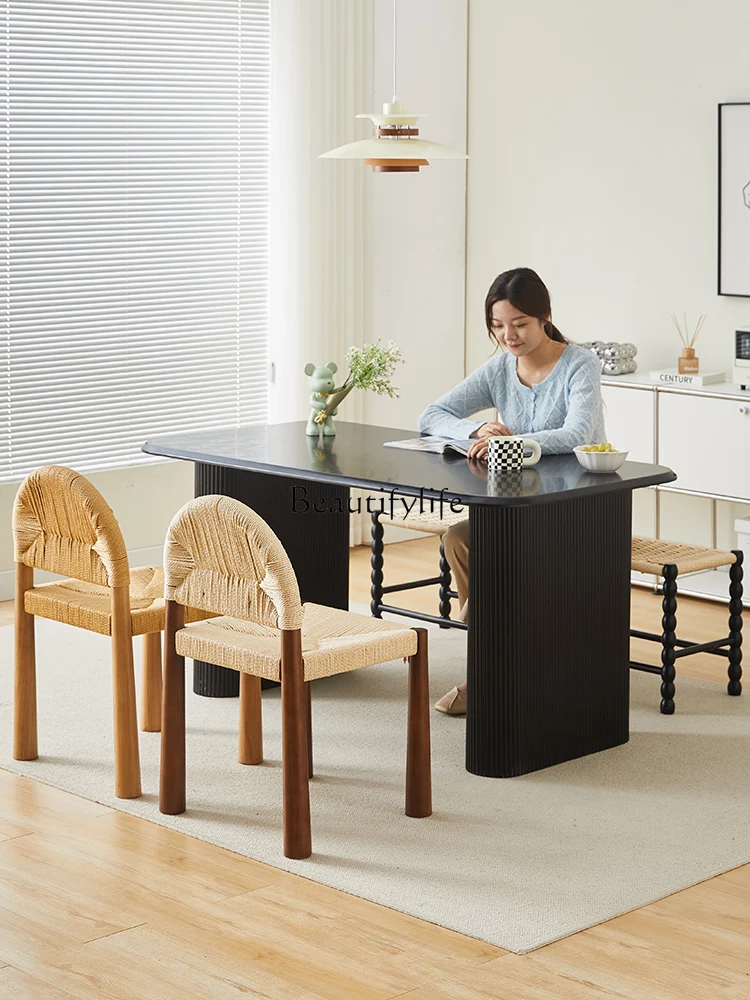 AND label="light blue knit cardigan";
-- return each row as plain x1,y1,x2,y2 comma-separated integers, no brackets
417,344,606,455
